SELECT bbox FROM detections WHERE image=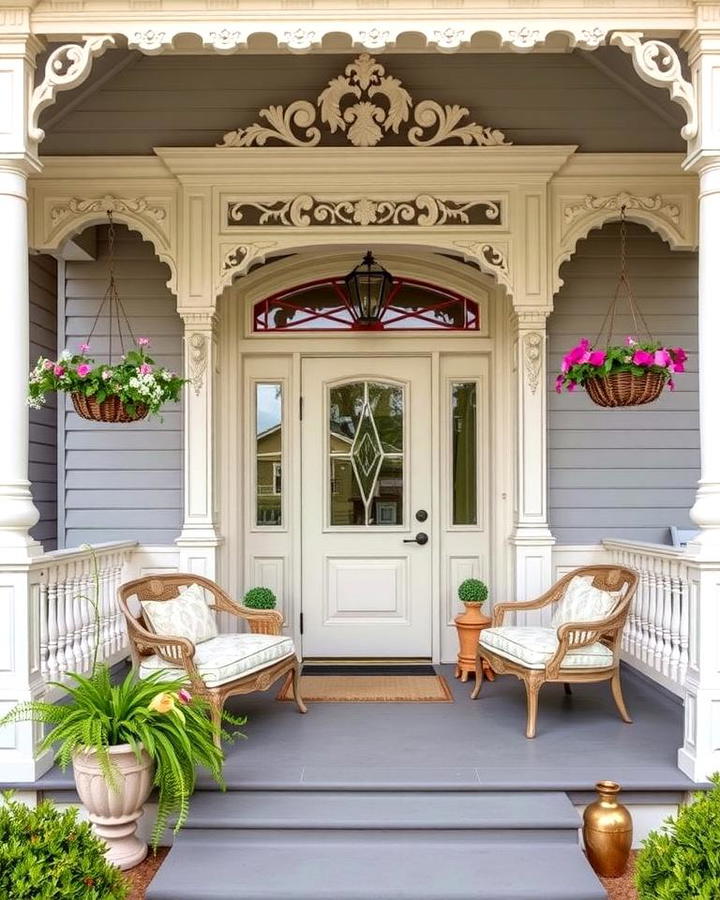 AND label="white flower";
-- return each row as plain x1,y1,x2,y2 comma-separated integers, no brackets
60,349,72,361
